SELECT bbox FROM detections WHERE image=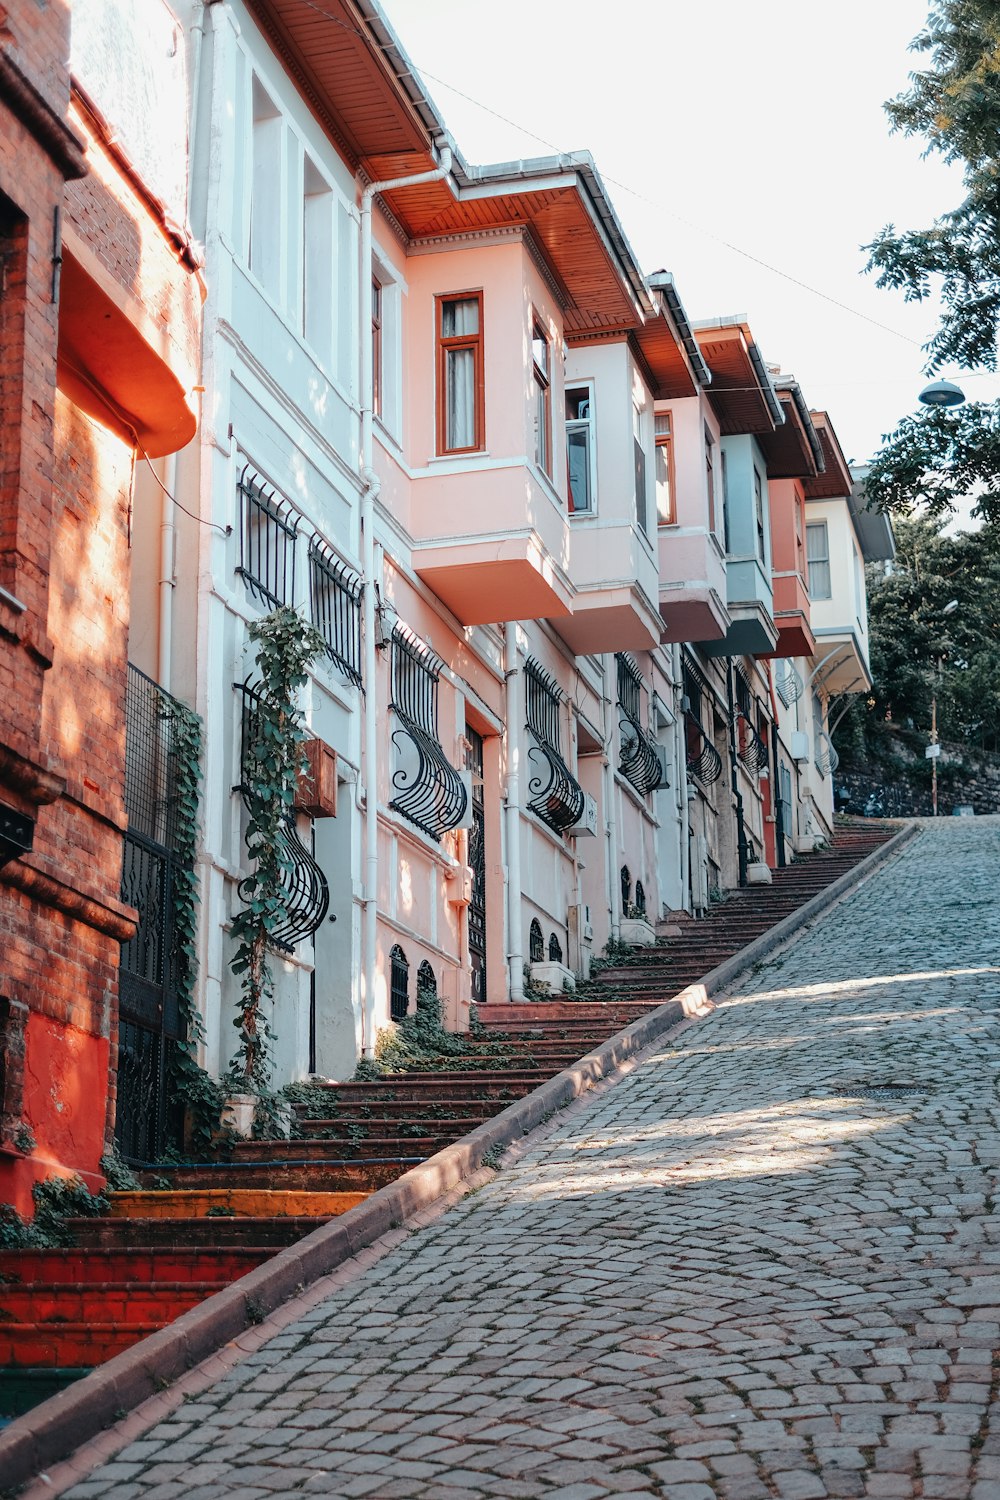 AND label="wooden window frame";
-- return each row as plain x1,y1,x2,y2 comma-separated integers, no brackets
654,413,675,526
372,275,383,420
532,316,551,477
436,291,485,456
